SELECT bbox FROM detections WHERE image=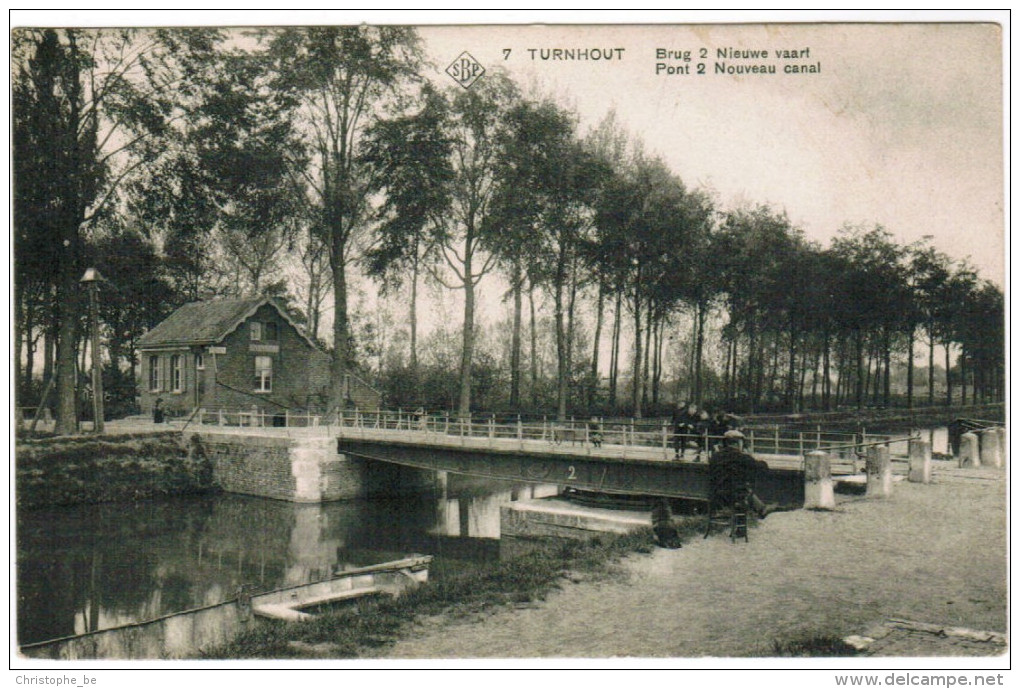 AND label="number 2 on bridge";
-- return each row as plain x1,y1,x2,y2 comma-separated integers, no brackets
567,465,577,480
